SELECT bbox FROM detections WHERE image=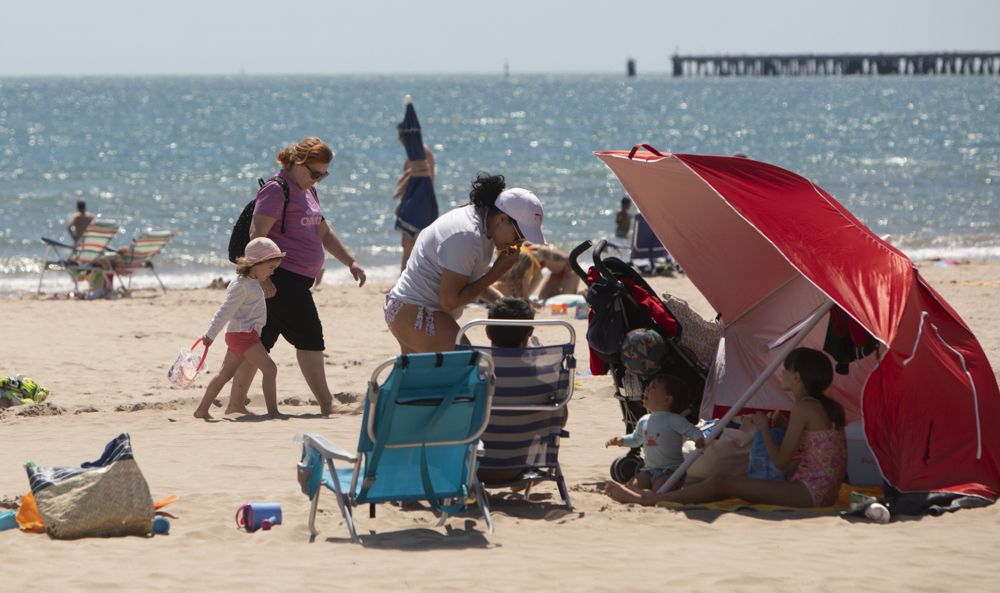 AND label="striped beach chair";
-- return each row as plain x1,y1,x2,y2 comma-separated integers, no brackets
298,351,496,543
38,219,119,294
112,229,175,293
457,319,576,510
